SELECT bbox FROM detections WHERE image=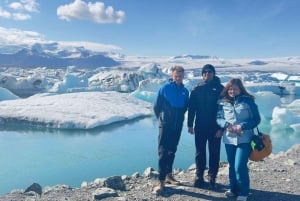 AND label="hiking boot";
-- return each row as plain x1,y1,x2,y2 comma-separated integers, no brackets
194,176,204,188
224,190,236,197
152,180,165,195
165,174,180,185
208,176,216,190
